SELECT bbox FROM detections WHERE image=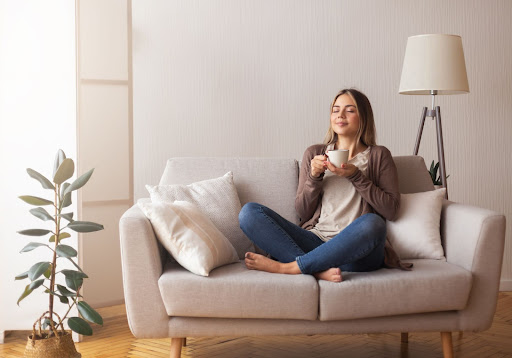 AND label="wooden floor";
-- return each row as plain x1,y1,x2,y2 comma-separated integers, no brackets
2,292,512,357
